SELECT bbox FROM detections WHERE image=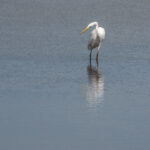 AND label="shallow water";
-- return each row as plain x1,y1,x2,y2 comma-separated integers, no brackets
0,0,150,150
